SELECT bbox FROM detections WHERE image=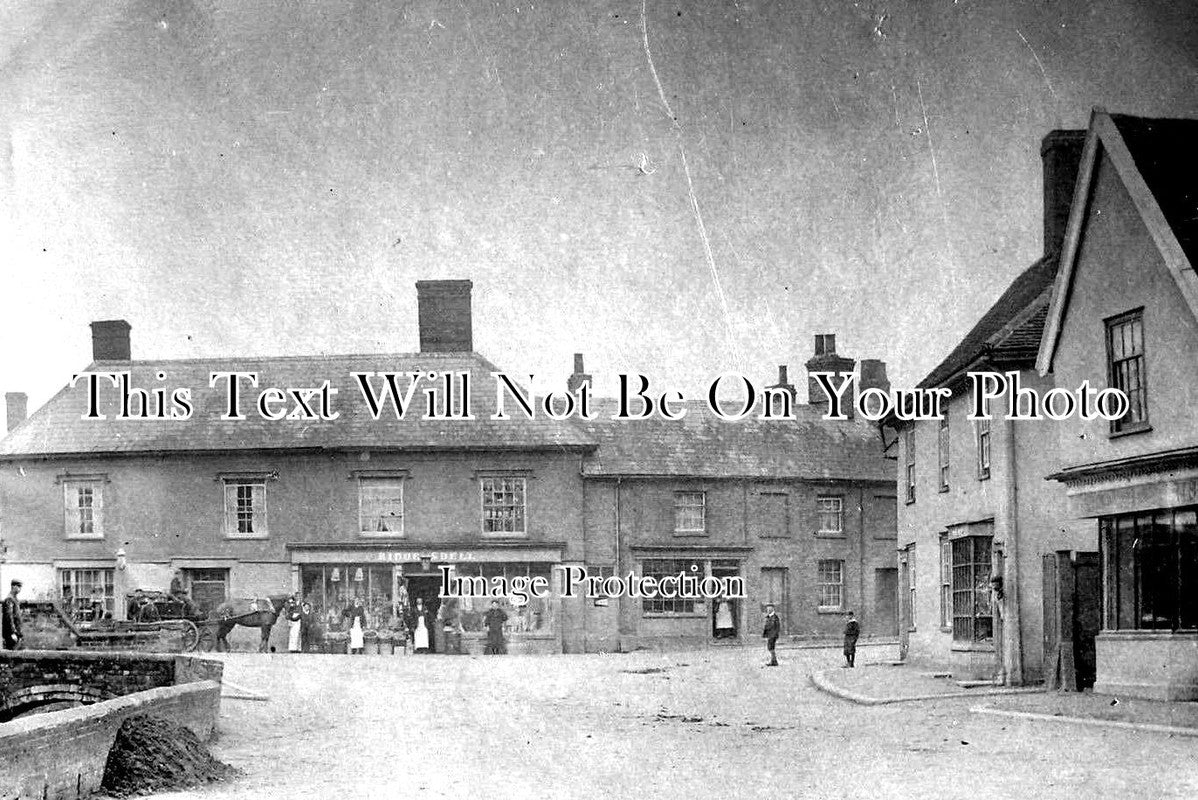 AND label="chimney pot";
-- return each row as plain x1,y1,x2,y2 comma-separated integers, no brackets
777,365,788,385
90,320,132,361
1040,130,1087,257
5,392,27,433
806,334,855,409
415,280,473,353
